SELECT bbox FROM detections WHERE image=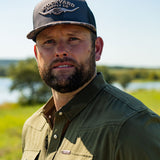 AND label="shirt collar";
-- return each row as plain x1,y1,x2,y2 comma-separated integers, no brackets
42,97,56,128
59,72,106,121
42,73,106,125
